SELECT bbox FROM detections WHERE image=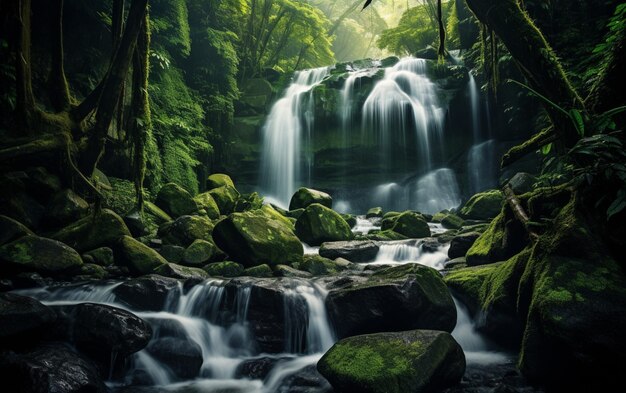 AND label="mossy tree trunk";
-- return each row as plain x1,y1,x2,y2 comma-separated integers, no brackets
463,0,584,148
47,0,72,113
12,0,37,132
